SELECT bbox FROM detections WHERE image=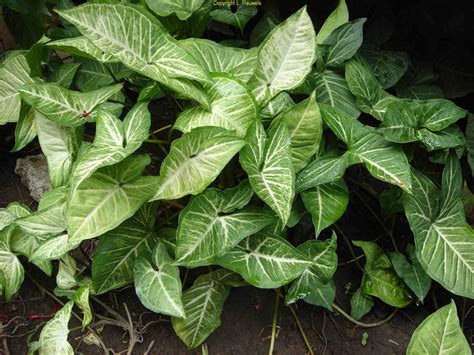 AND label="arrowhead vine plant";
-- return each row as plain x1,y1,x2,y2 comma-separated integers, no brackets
0,0,473,353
